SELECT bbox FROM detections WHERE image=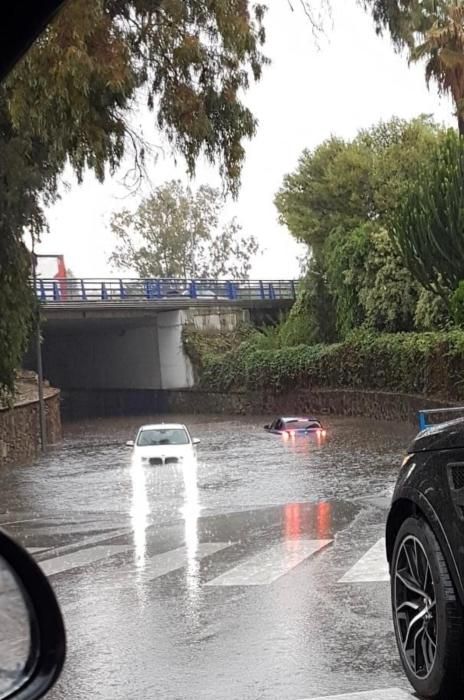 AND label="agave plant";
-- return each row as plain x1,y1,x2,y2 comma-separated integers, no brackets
391,129,464,300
